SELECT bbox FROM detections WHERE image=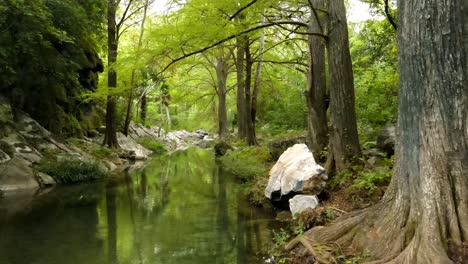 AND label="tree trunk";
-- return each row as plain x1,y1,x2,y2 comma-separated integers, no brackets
244,38,257,146
305,0,328,159
140,92,147,125
236,37,247,139
123,0,149,136
216,57,229,137
251,14,265,132
288,0,468,262
326,0,360,171
103,0,119,148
